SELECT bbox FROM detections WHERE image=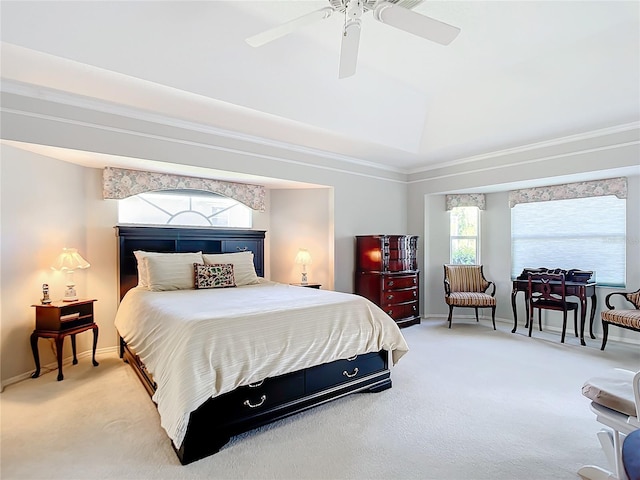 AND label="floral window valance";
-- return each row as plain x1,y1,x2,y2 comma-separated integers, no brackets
103,167,266,211
509,177,627,208
445,193,486,211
